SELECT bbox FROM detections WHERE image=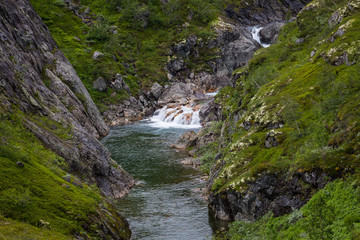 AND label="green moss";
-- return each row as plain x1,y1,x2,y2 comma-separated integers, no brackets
207,0,360,194
0,214,72,240
226,178,360,240
0,109,130,239
29,0,225,108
